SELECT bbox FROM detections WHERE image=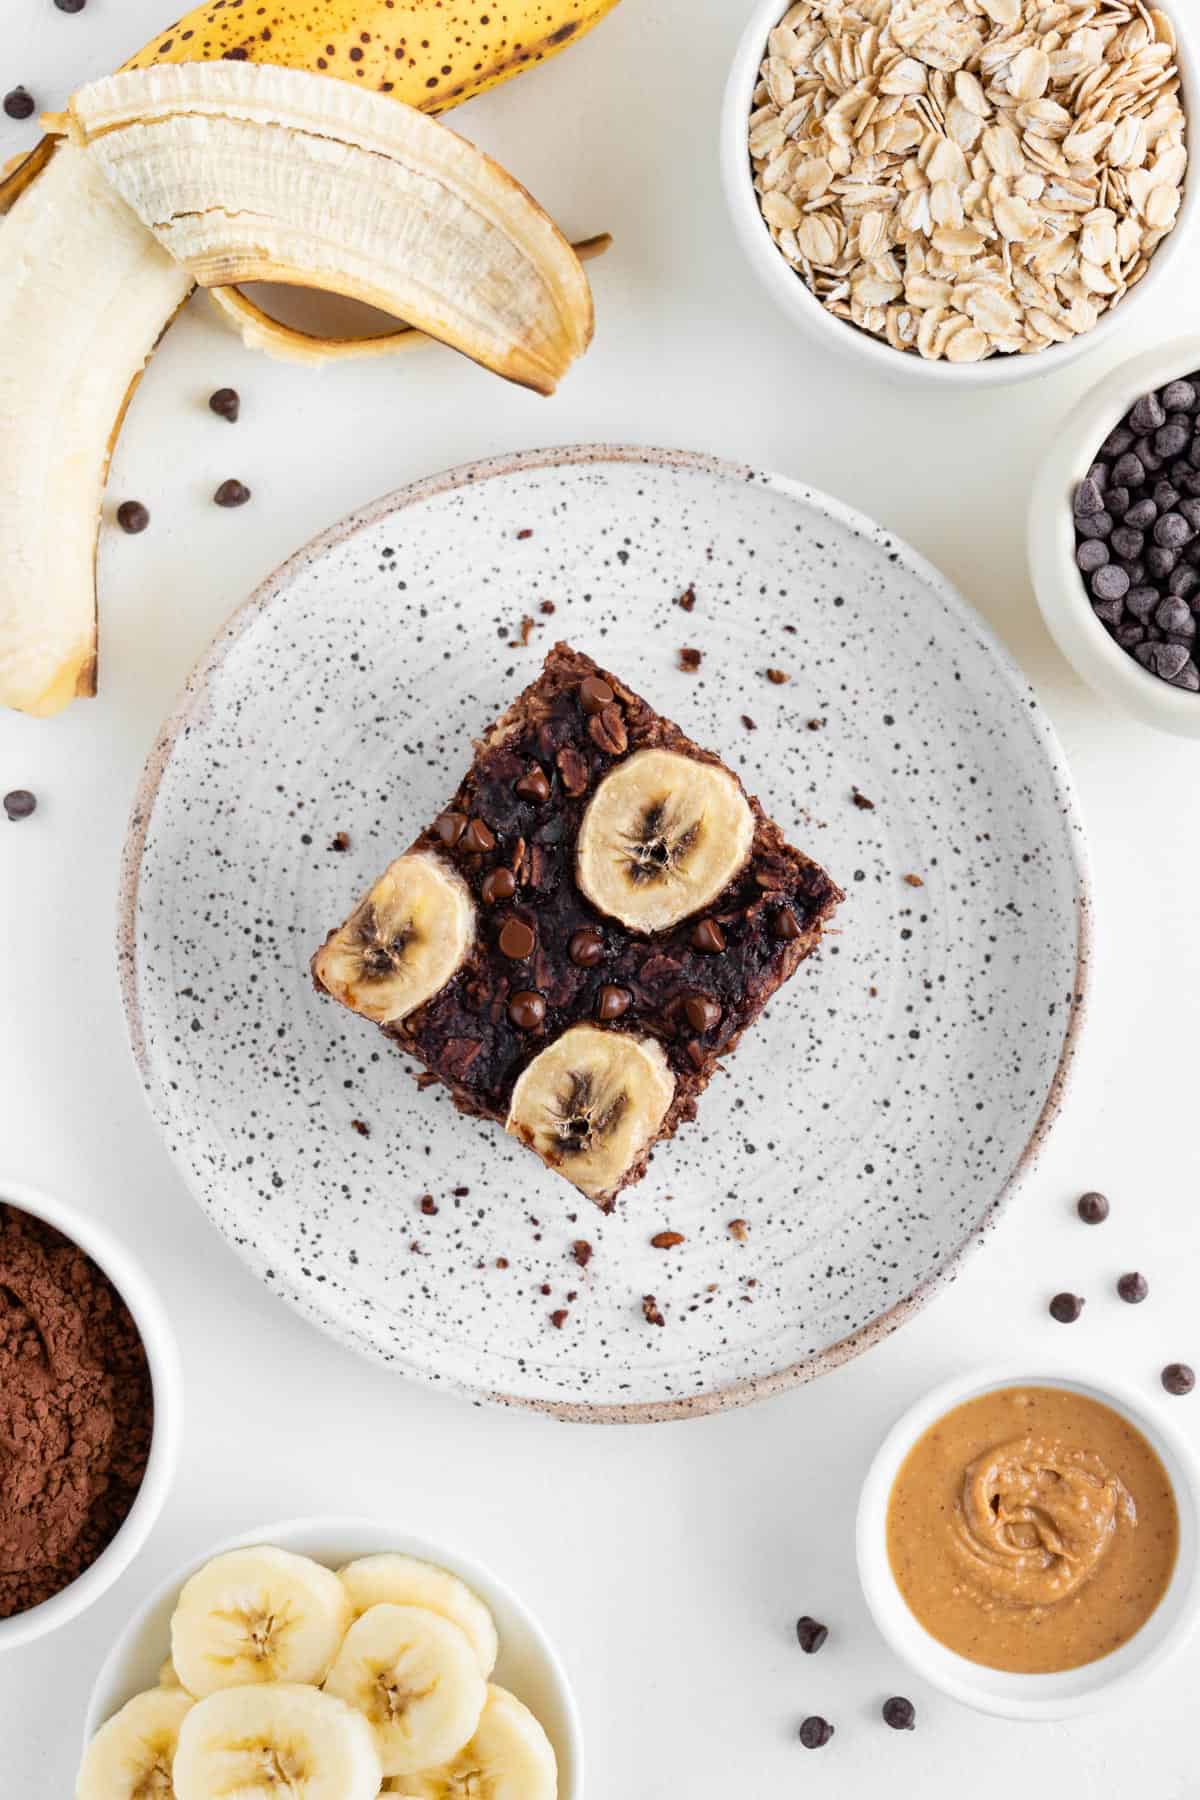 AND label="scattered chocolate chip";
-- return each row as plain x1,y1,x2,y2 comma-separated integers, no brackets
691,918,726,954
596,984,631,1021
498,917,536,960
55,0,88,10
515,765,550,803
851,787,875,810
208,387,240,422
799,1716,834,1750
677,585,696,611
642,1294,665,1327
116,500,150,534
1077,1190,1110,1223
882,1697,915,1732
741,714,757,730
350,1119,370,1137
508,990,545,1030
795,1616,828,1654
556,747,589,797
461,817,496,854
3,789,36,822
579,675,615,714
481,866,517,905
330,831,350,853
1117,1271,1149,1303
550,1309,568,1329
419,1195,438,1216
728,1218,749,1242
587,703,627,755
1162,1363,1195,1396
766,667,790,684
1049,1291,1085,1323
3,87,35,121
568,927,604,968
572,1240,593,1268
684,994,721,1032
771,906,801,942
434,810,467,847
679,646,702,672
651,1231,685,1249
213,478,251,507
